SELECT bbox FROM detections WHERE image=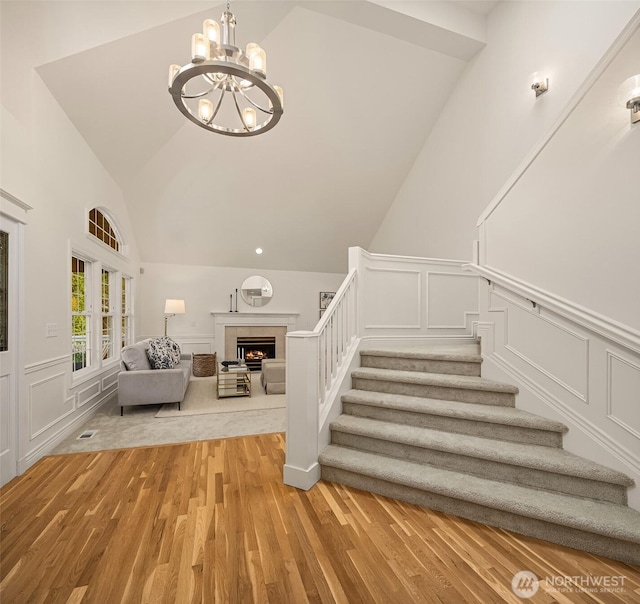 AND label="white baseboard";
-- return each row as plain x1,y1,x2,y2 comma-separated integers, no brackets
283,462,321,491
18,390,116,473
